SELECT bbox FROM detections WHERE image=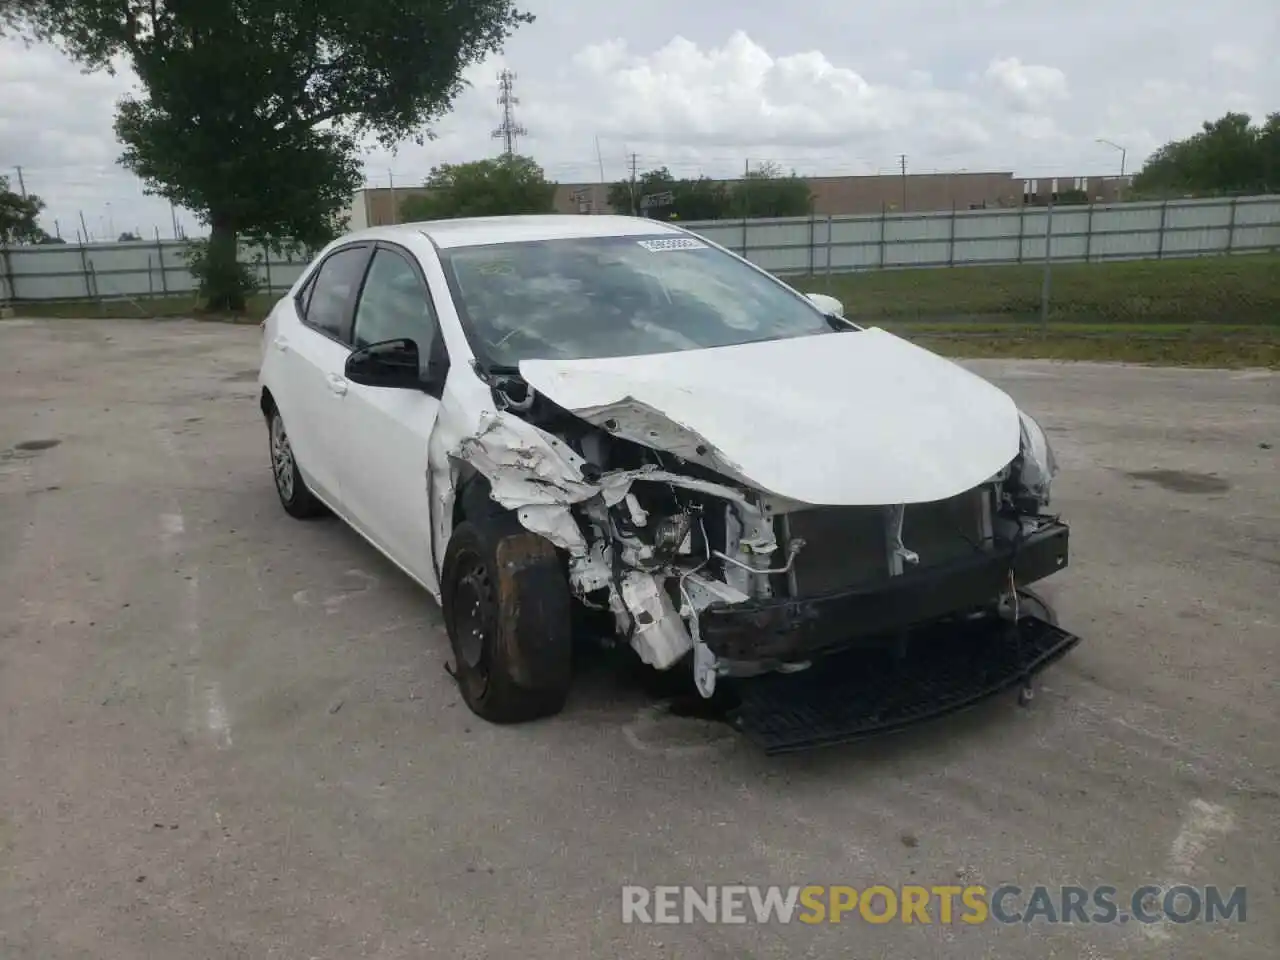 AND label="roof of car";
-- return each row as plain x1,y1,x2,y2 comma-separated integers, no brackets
351,214,686,250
